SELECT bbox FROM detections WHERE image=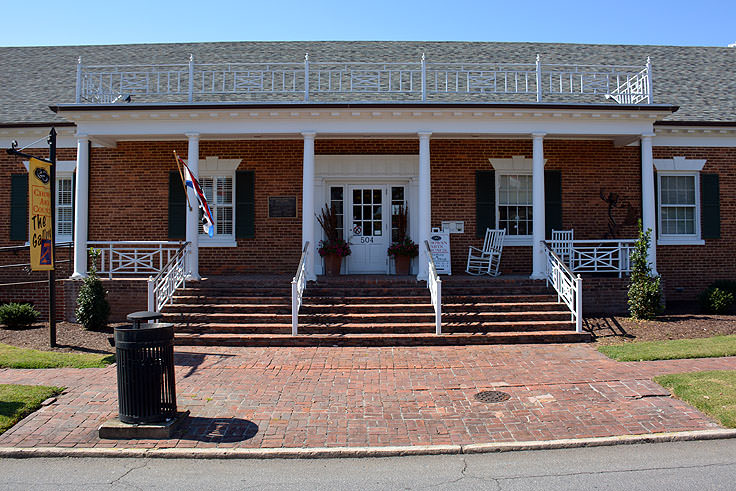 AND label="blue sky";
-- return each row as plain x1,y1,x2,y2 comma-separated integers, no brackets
3,0,734,47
